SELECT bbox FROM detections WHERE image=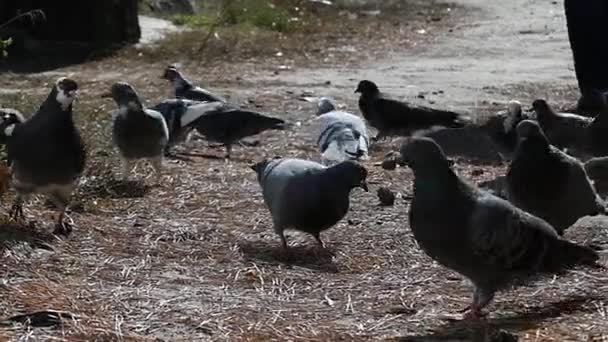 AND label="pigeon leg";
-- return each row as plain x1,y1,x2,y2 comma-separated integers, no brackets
49,191,73,237
312,232,326,249
121,158,135,181
149,156,163,183
463,287,494,320
9,194,27,223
